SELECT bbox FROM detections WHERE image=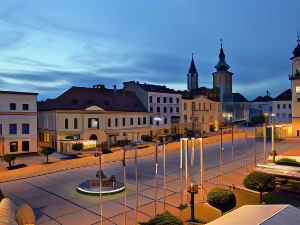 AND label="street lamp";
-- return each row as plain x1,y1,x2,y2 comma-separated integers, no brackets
187,183,199,223
215,126,224,186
